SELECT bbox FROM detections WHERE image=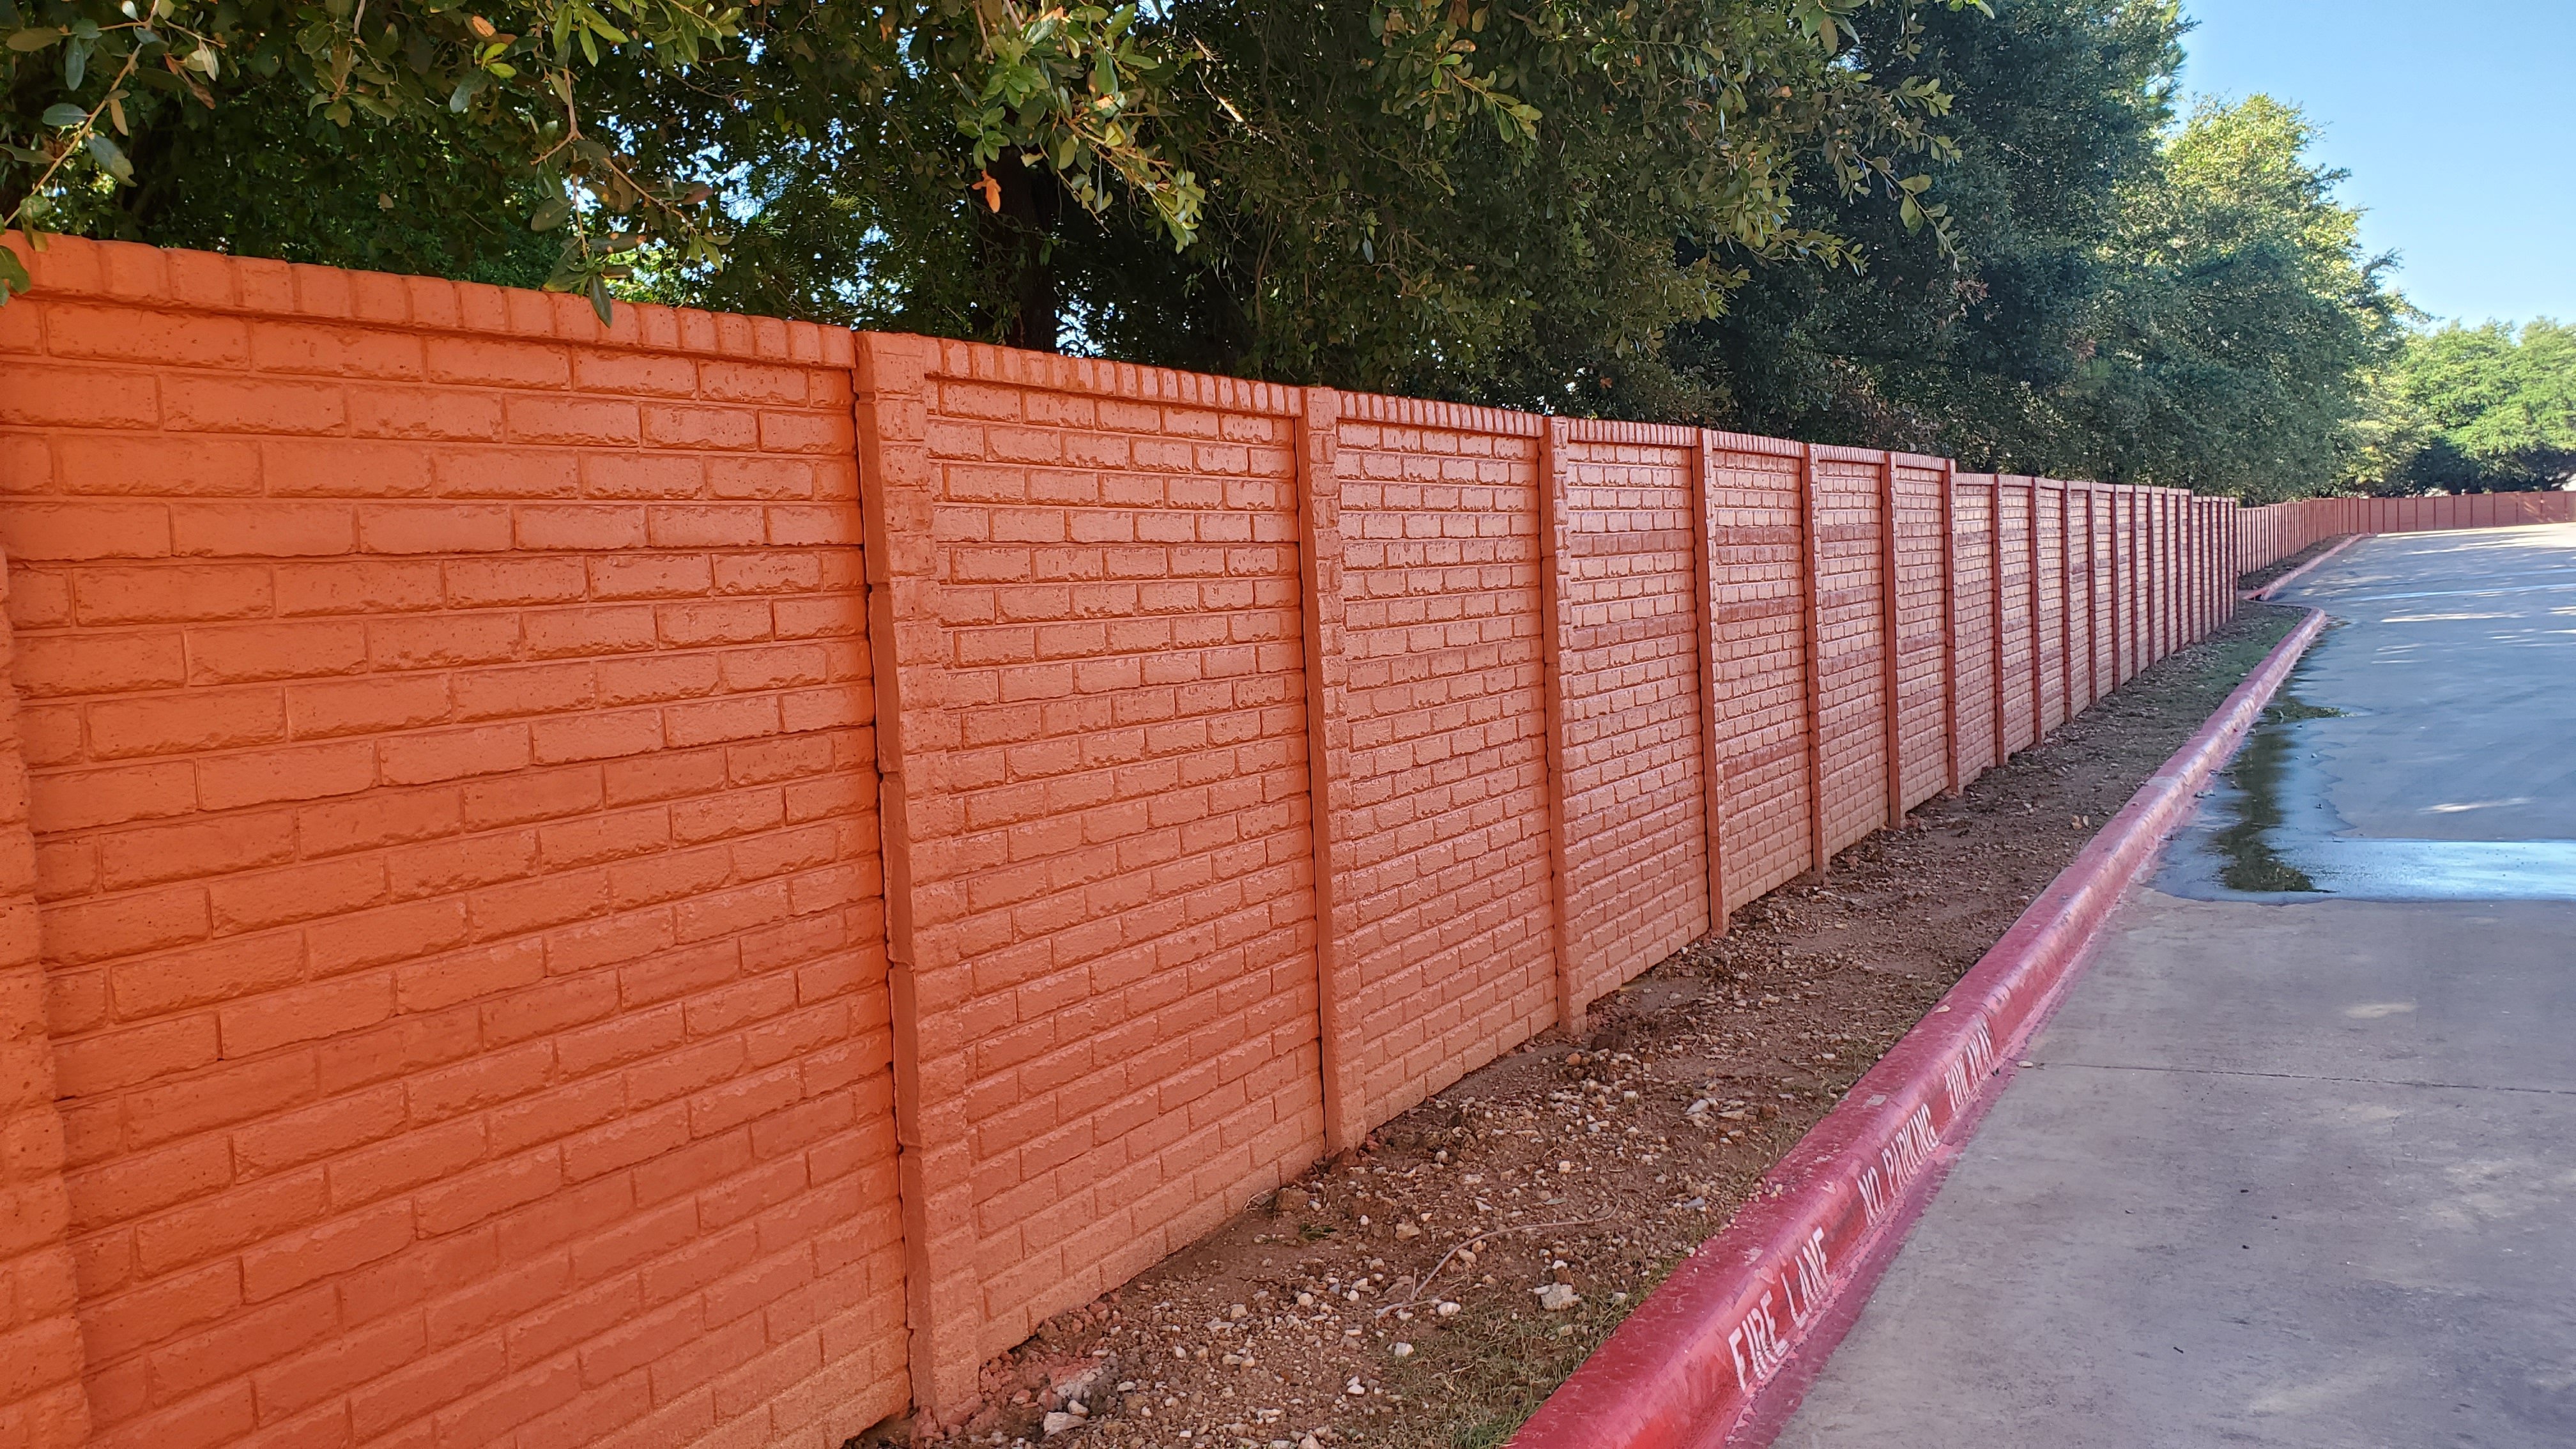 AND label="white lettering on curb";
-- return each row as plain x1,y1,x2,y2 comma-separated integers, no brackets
1725,1017,2000,1397
1726,1228,1832,1393
1941,1017,1997,1121
1853,1103,1940,1227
